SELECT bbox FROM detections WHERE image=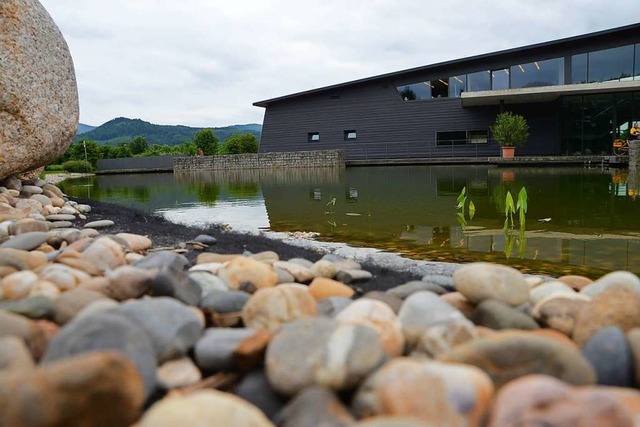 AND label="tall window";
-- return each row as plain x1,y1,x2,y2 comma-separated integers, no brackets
491,69,509,90
449,75,466,97
467,70,491,92
635,44,640,80
511,58,564,88
571,53,588,84
397,82,431,100
588,45,634,82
